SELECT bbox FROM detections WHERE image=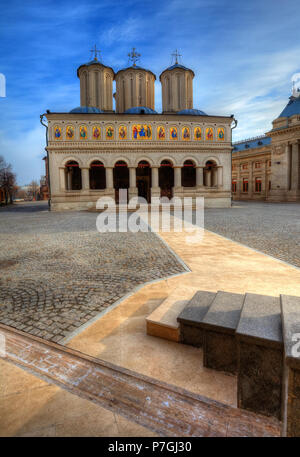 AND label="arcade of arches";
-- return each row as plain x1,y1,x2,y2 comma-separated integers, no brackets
63,159,222,202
